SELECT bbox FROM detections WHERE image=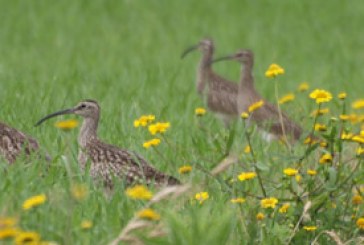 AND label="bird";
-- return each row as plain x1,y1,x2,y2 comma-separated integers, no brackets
35,99,180,188
181,38,239,127
212,50,302,142
0,121,42,164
